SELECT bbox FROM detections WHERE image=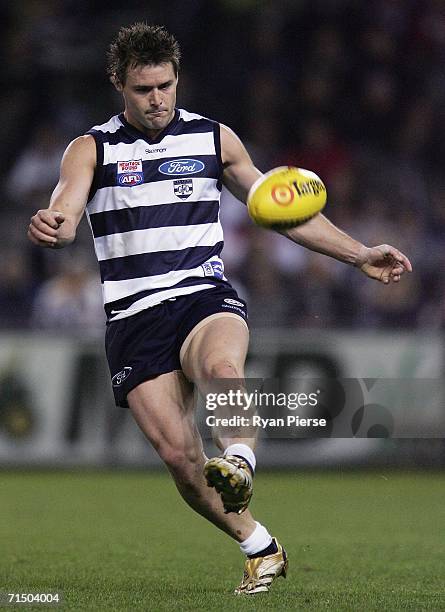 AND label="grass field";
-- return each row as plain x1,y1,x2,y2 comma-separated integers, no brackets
1,470,444,611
